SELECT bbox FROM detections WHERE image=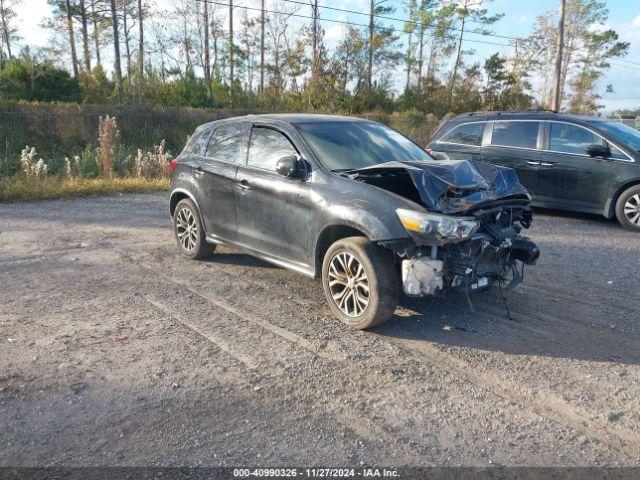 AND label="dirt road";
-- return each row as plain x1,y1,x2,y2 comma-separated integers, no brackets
1,193,639,467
